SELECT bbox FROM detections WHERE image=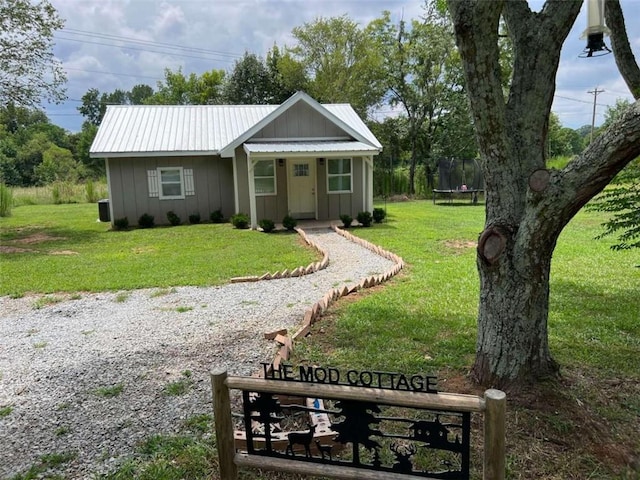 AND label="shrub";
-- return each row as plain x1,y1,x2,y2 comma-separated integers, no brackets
138,213,155,228
259,219,276,233
282,215,297,231
166,211,181,226
113,217,129,230
373,207,386,223
210,209,224,223
357,211,373,227
340,214,353,228
52,181,75,204
188,213,201,224
0,183,13,217
231,213,250,229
